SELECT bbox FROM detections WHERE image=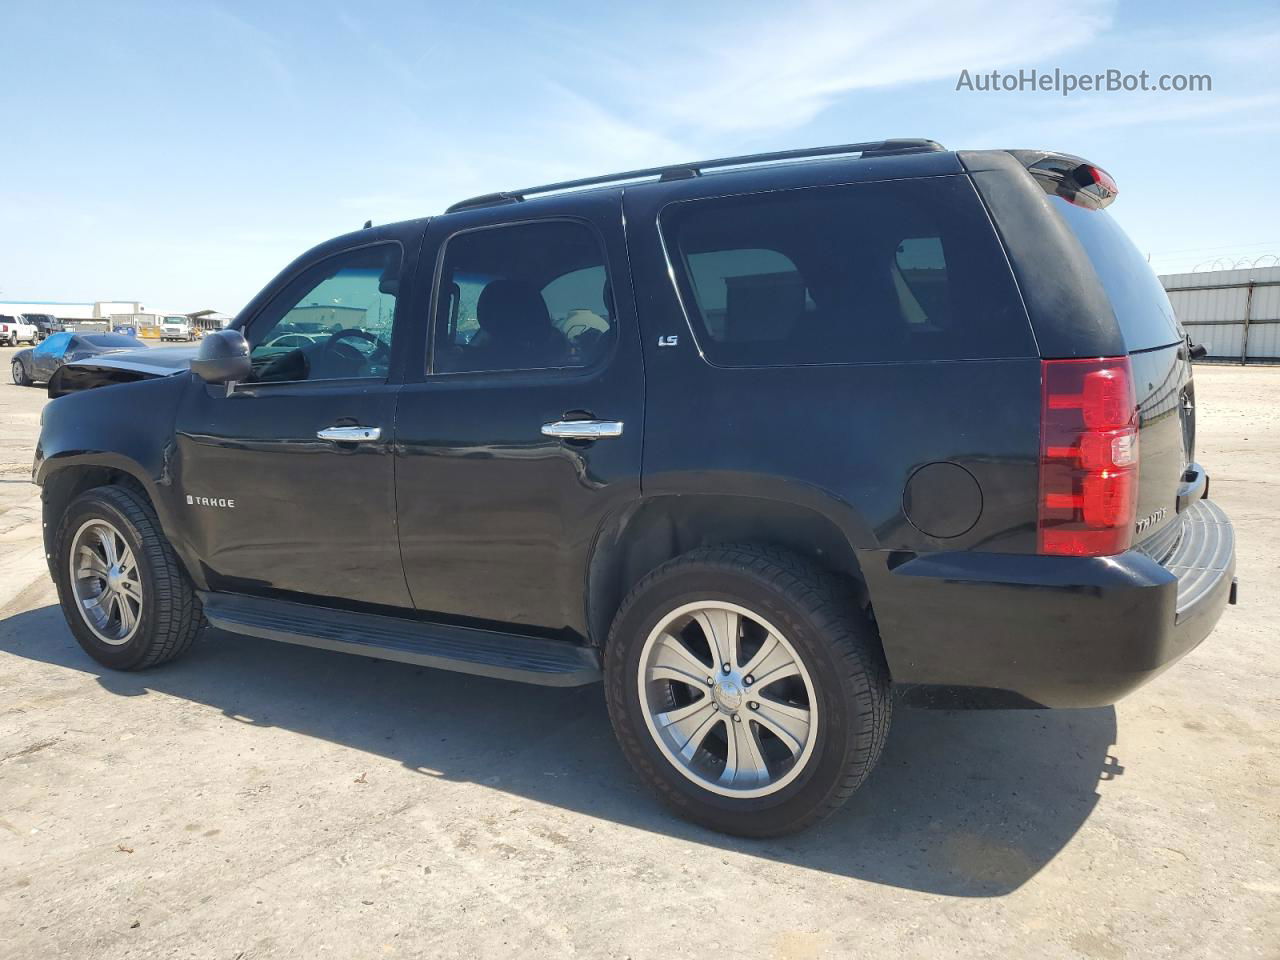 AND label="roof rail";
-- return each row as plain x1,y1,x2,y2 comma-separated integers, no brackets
445,138,945,213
